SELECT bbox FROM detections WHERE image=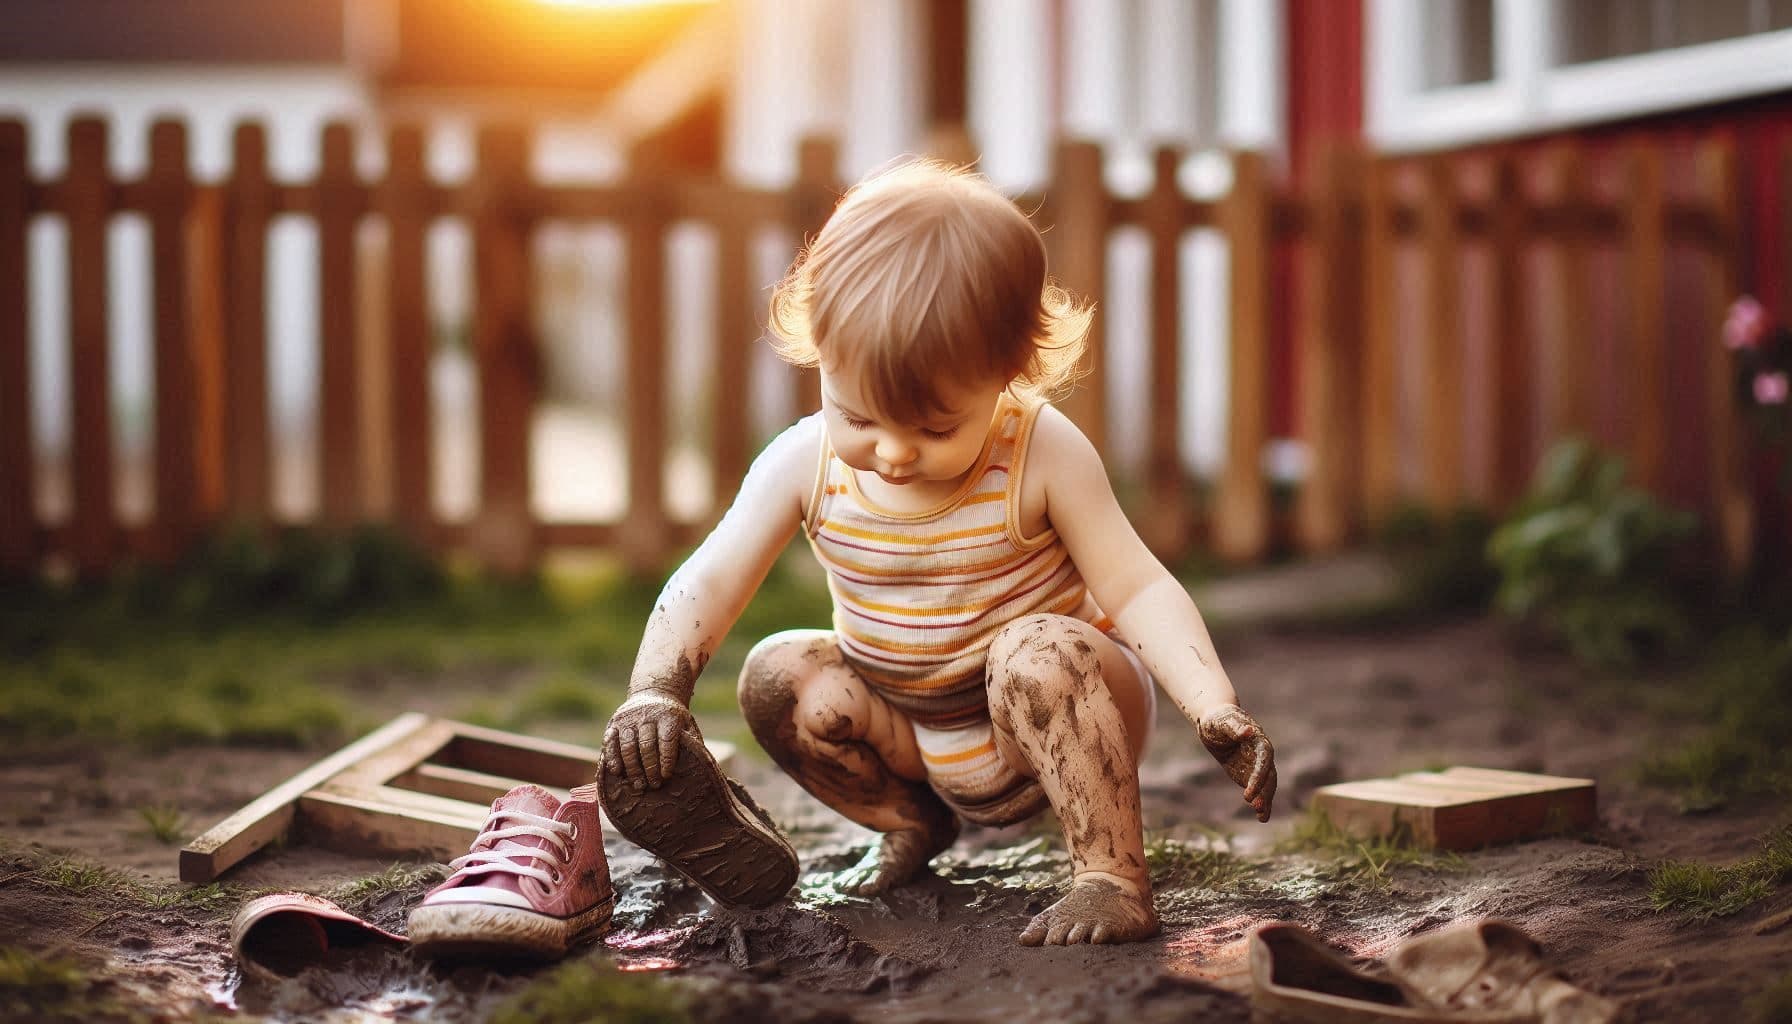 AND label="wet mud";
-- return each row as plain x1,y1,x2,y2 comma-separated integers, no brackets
5,620,1791,1022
